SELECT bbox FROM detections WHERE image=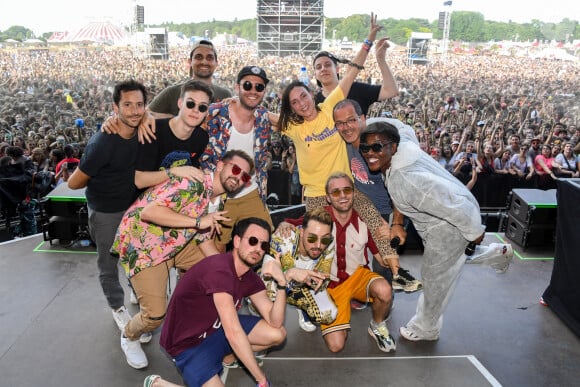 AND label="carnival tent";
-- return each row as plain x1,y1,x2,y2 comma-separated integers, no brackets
68,21,127,44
